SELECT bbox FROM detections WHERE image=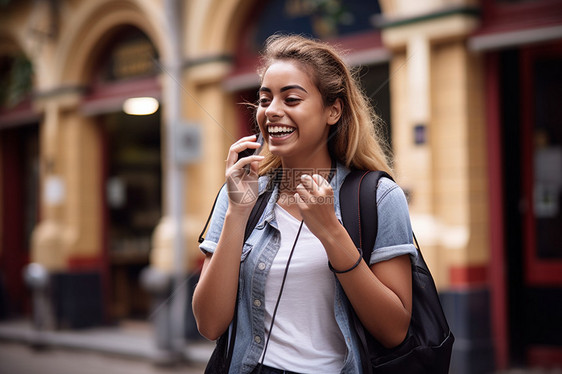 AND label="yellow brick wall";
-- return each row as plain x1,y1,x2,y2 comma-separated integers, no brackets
431,40,489,271
390,37,488,287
